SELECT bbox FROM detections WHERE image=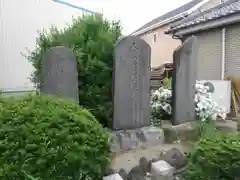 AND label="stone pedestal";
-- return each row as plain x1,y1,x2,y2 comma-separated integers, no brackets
110,126,164,153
